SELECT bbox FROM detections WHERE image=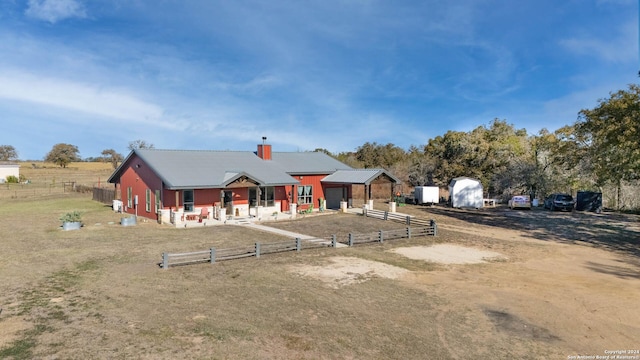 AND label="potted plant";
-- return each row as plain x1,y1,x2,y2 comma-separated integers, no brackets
60,211,82,231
